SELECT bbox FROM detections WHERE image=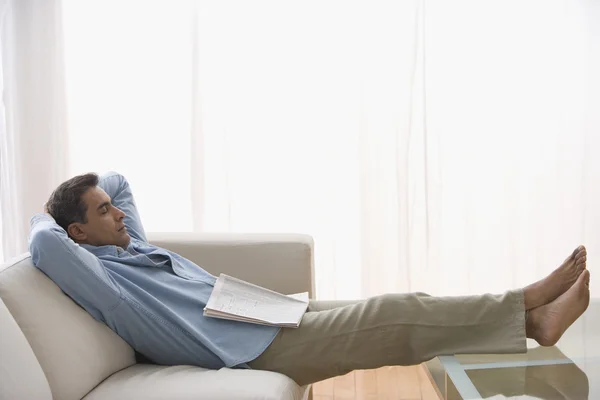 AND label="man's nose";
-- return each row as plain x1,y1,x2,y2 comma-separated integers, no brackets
115,207,126,220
